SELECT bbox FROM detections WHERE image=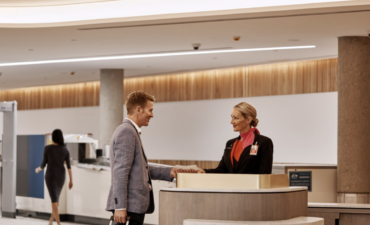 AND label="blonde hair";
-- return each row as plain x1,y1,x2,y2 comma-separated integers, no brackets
234,102,259,127
126,91,156,114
